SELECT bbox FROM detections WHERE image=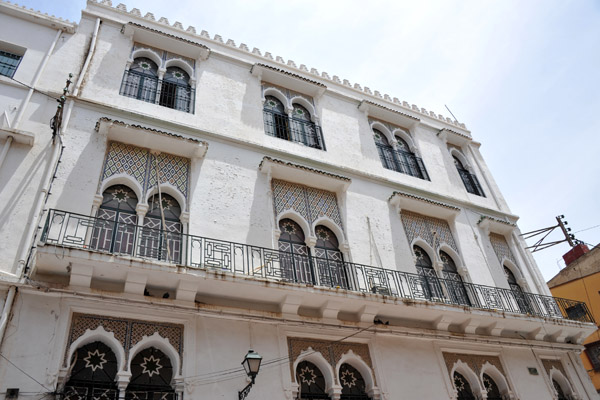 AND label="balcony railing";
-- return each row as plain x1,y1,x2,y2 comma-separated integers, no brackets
62,387,177,400
41,209,594,324
457,167,485,197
